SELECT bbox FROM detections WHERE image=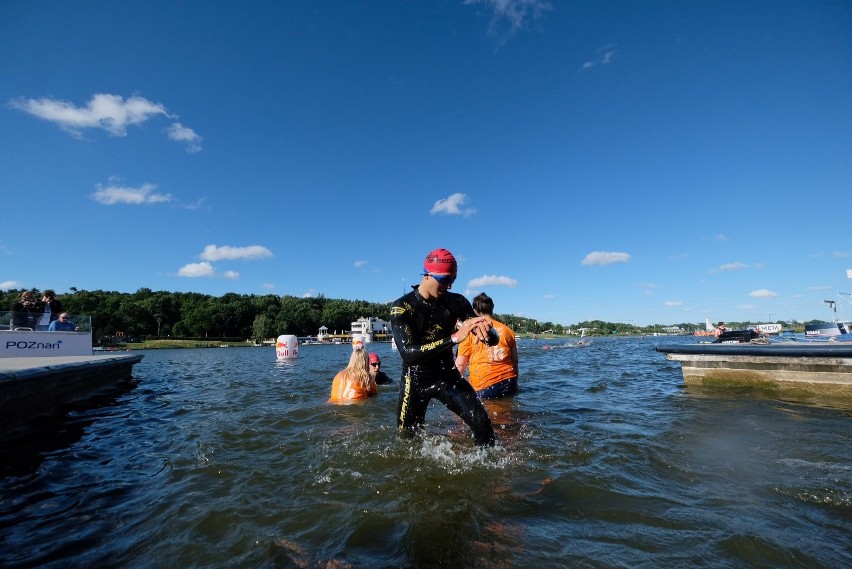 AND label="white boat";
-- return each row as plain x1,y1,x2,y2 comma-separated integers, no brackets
805,296,852,338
